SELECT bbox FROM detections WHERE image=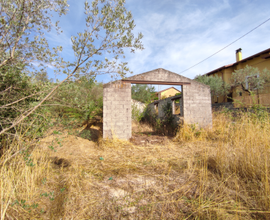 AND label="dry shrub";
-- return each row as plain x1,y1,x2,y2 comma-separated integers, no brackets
1,111,270,219
174,110,270,218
